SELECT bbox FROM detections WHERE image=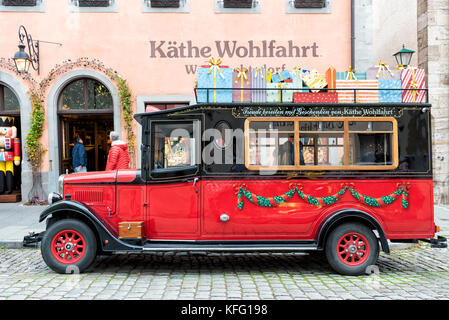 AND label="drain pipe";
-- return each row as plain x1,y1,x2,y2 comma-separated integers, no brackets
351,0,355,69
